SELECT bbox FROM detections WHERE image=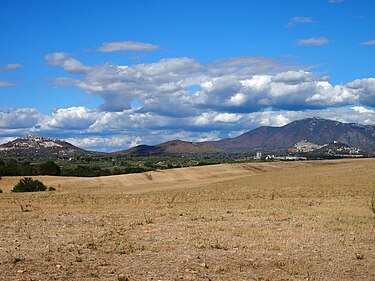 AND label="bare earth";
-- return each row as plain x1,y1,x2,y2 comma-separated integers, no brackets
0,159,374,280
